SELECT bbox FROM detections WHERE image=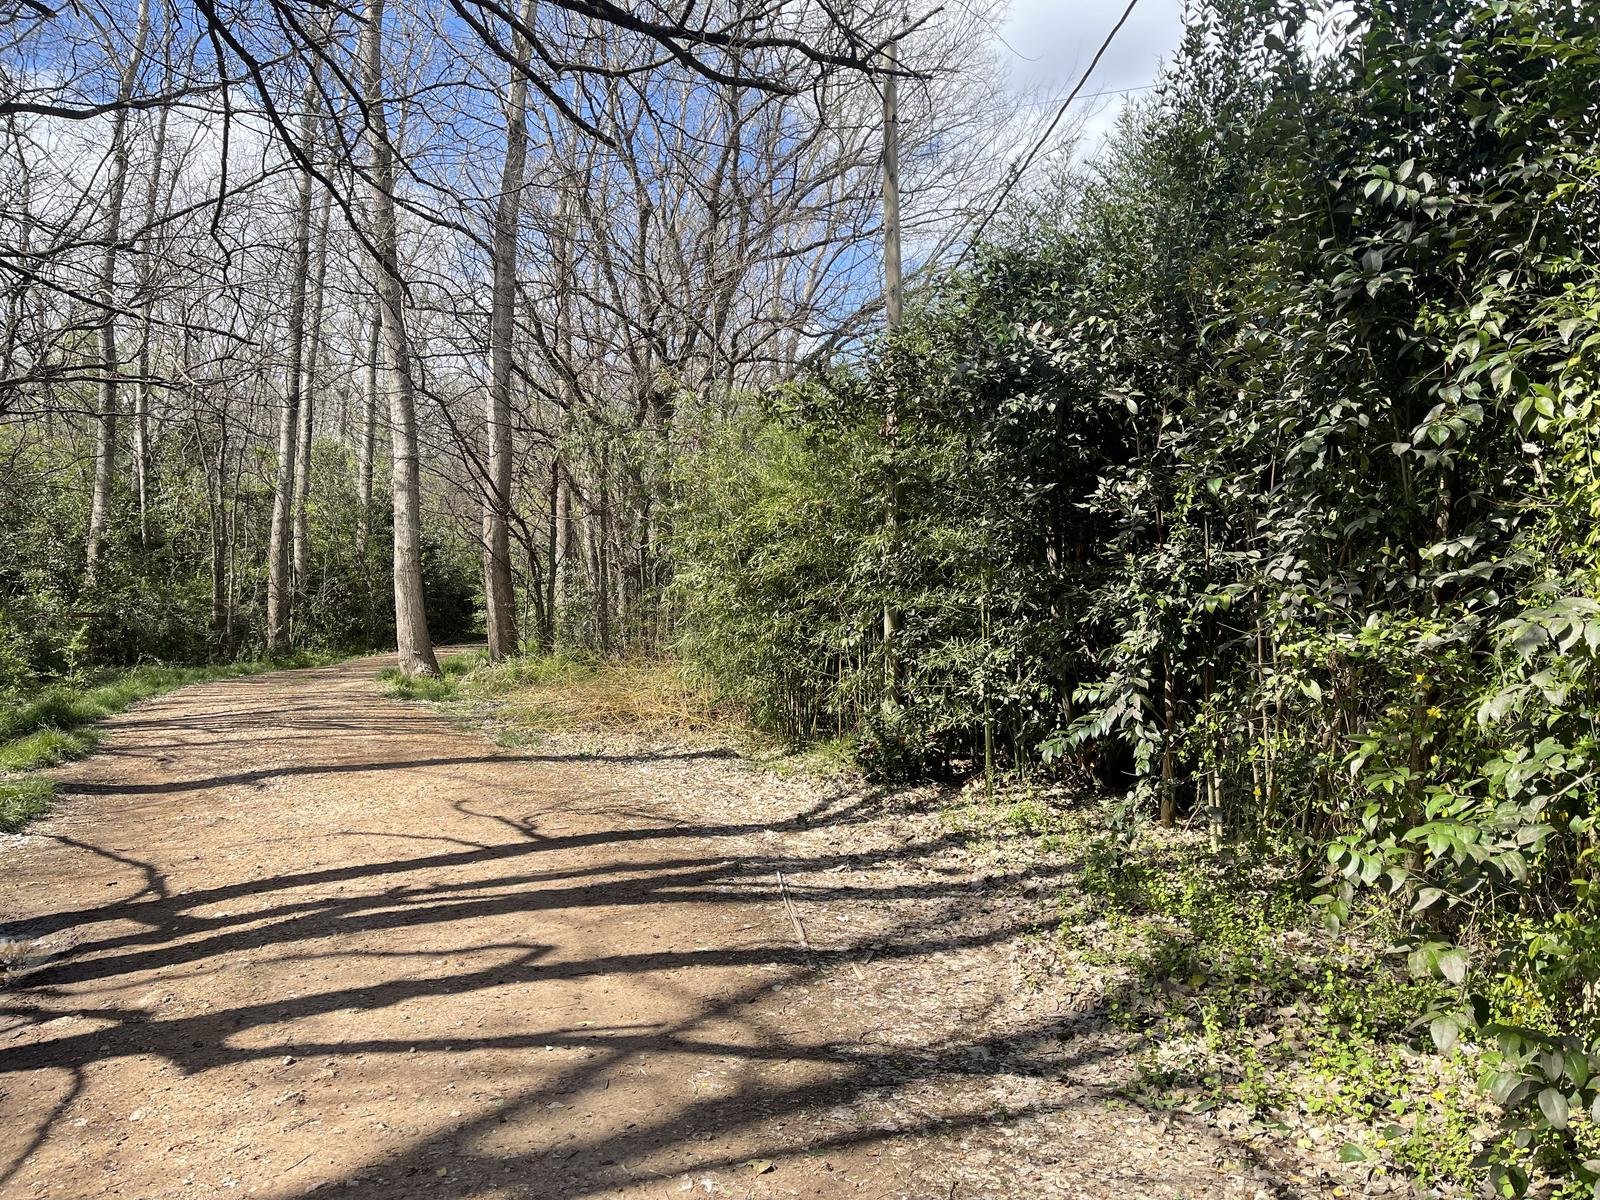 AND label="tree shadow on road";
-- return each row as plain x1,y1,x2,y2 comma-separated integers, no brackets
1,726,1309,1198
